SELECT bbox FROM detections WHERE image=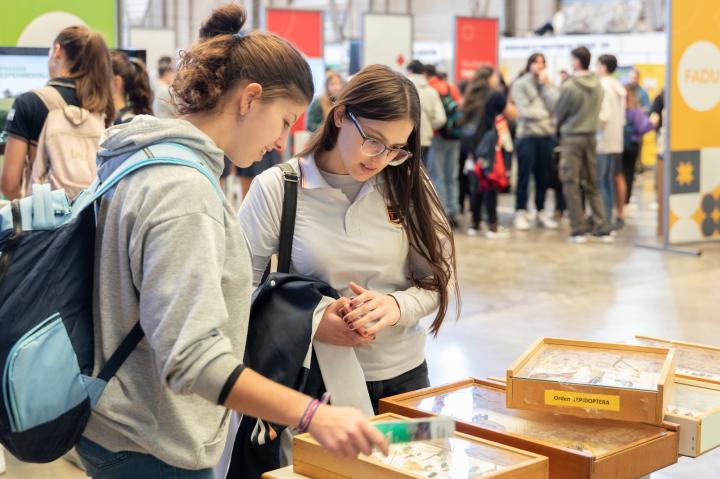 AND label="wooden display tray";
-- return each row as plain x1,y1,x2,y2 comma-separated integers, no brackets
506,338,676,424
380,378,678,479
634,336,720,385
665,377,720,457
293,412,549,479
